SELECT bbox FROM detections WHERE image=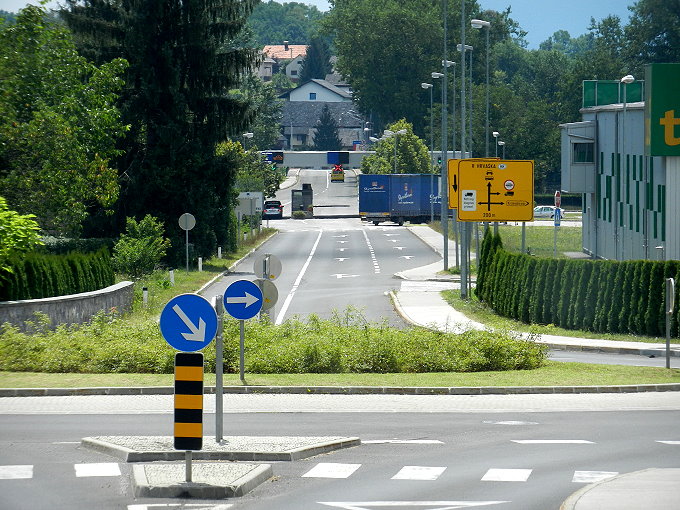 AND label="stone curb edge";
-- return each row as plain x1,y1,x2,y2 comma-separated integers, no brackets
132,463,273,499
2,383,679,398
